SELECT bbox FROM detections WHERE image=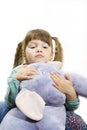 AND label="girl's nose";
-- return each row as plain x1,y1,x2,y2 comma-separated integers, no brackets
36,47,42,52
